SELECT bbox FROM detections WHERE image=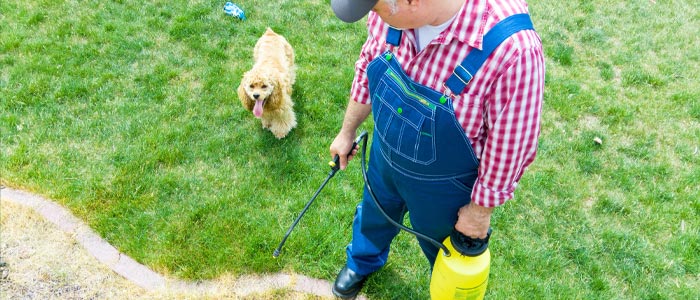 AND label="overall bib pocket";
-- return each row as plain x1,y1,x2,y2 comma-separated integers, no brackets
373,68,437,165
